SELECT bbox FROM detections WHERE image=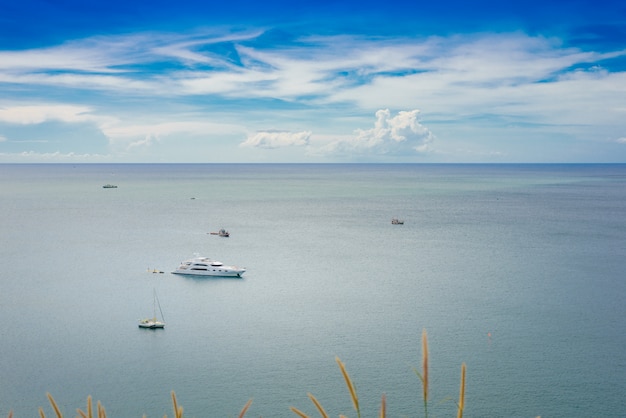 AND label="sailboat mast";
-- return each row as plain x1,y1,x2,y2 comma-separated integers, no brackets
156,291,165,322
153,288,157,321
